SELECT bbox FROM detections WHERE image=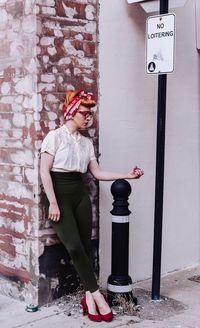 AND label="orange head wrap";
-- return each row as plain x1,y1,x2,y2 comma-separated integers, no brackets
61,90,96,120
